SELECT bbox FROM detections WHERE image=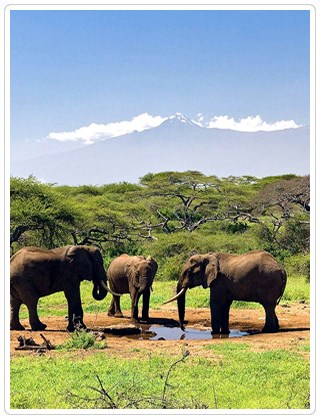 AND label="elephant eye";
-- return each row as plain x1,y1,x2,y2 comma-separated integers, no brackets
192,264,201,273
